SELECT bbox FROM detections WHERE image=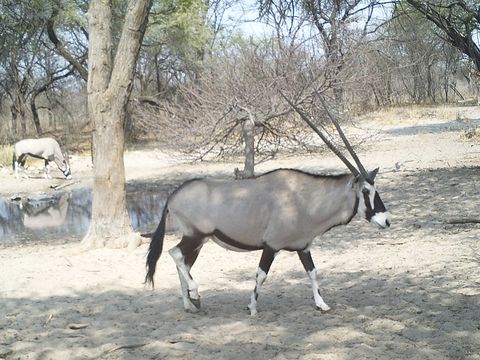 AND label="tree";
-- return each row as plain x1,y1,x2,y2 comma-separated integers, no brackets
403,0,480,73
0,1,49,136
259,0,381,104
385,3,463,103
136,0,215,95
128,36,331,177
82,0,152,248
0,0,88,139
